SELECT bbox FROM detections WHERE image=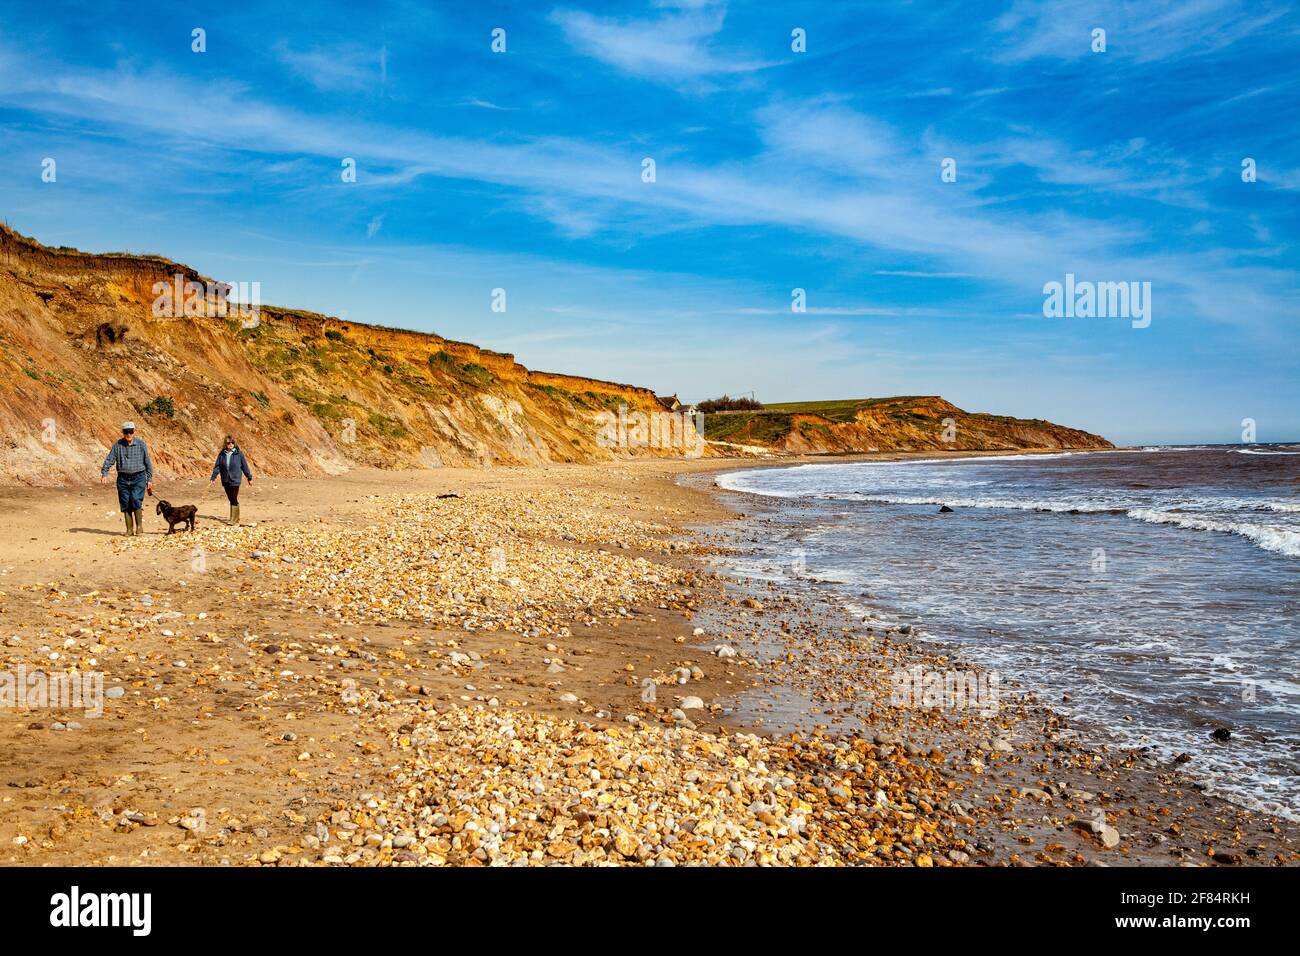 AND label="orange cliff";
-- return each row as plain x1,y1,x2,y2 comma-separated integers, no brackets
0,224,695,485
